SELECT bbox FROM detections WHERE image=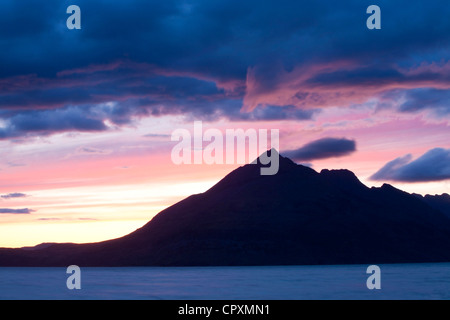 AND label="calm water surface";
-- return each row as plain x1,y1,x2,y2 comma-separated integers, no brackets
0,263,449,300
